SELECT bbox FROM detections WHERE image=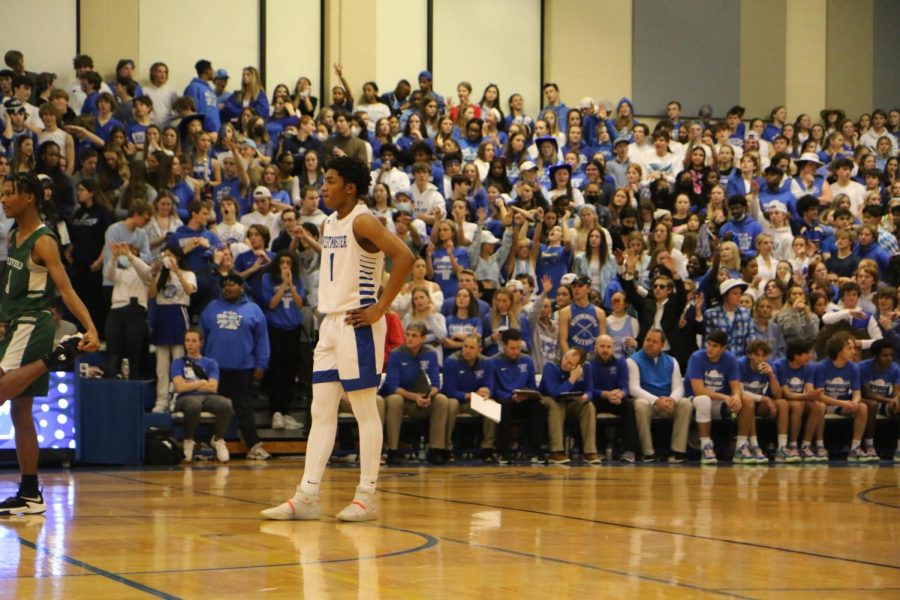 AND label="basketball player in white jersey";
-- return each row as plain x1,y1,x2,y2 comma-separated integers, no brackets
262,156,414,522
